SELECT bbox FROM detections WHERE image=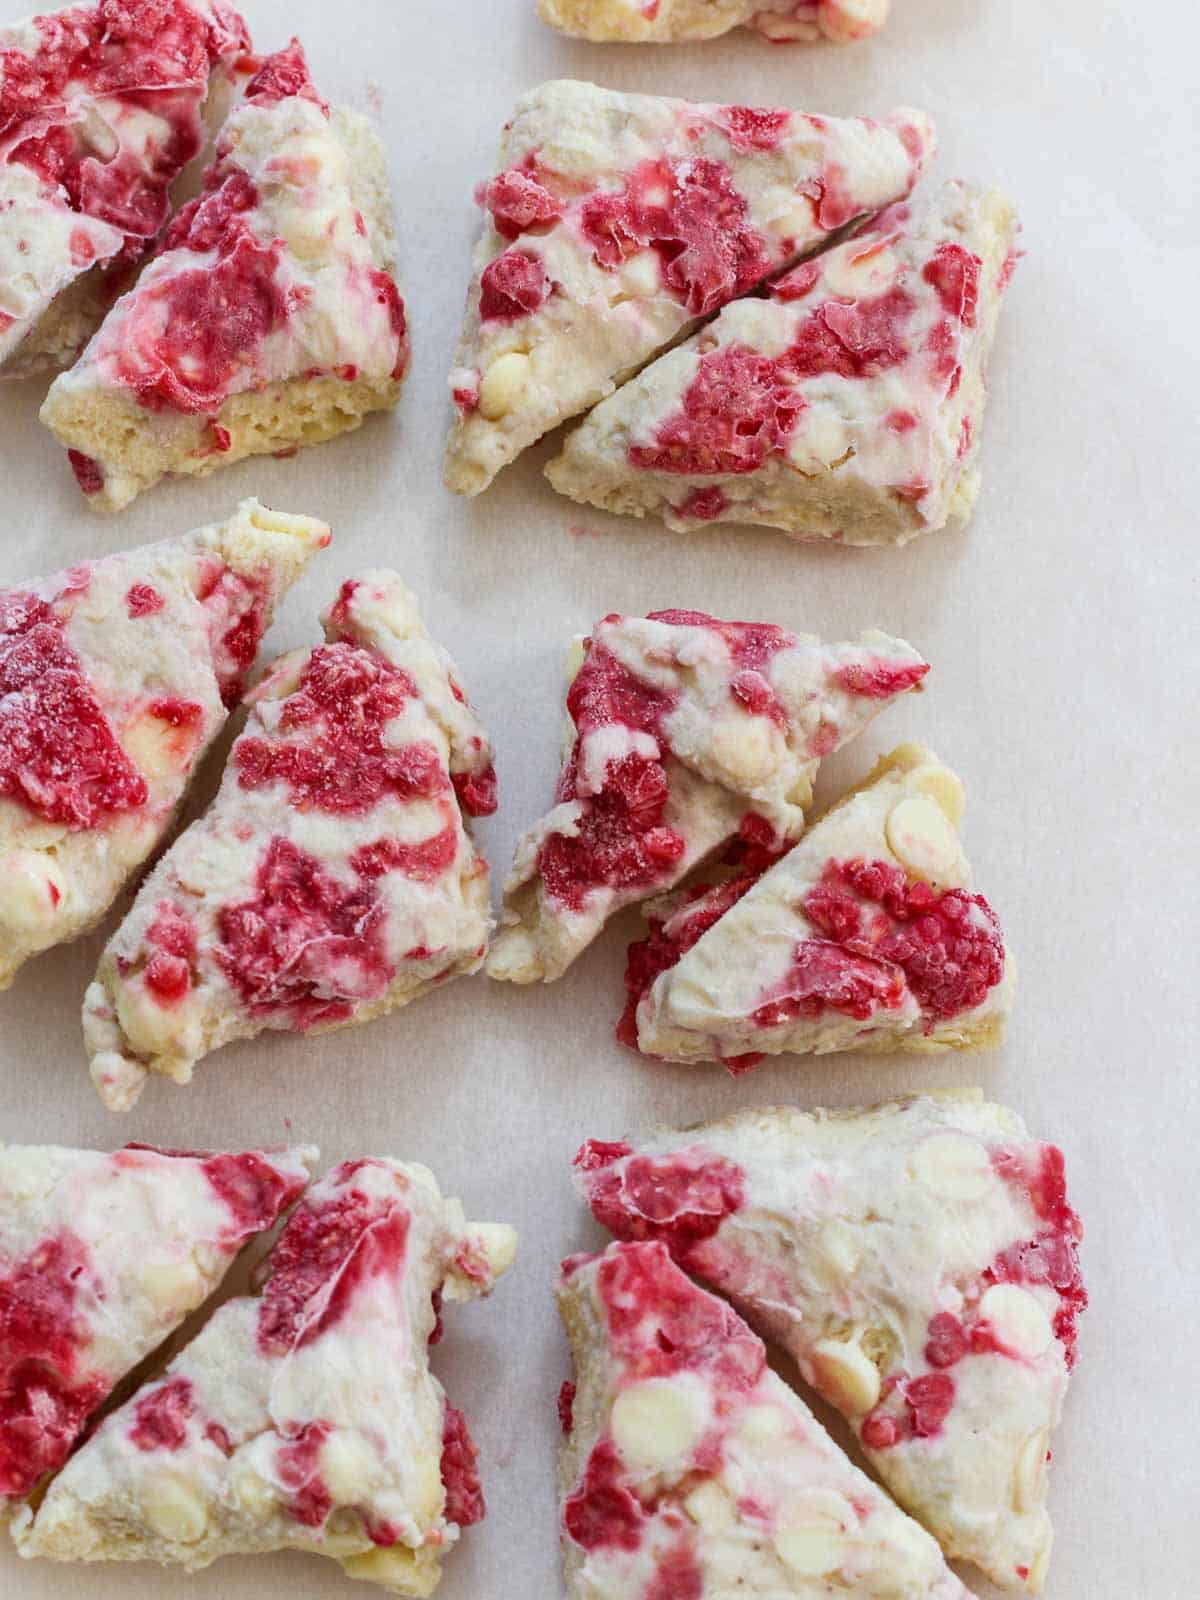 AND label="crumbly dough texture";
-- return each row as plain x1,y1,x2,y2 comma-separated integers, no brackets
41,49,409,511
538,0,889,44
16,1158,518,1596
577,1092,1087,1592
487,611,927,985
84,571,498,1112
0,498,330,991
0,1141,316,1512
547,183,1019,546
558,1241,971,1600
634,742,1014,1061
445,80,933,495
